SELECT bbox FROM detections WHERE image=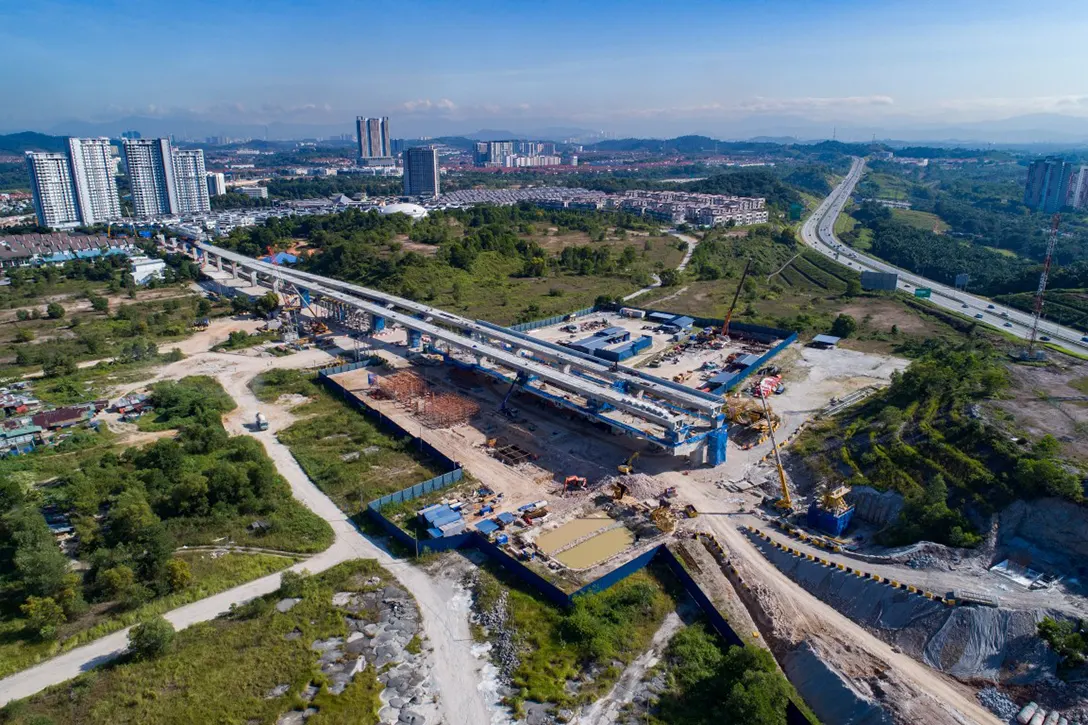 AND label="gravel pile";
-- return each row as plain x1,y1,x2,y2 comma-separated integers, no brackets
906,554,940,570
597,473,665,500
976,687,1019,721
